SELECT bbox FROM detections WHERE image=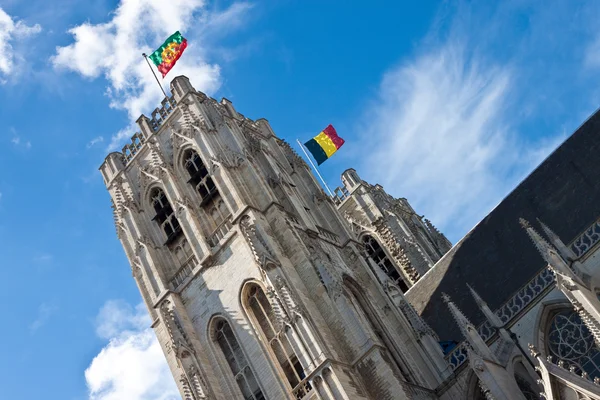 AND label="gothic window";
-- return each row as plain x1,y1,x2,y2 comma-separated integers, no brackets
214,319,265,400
207,199,230,230
546,309,600,380
184,149,218,205
362,235,409,292
173,239,195,266
245,284,310,395
514,375,539,400
150,188,181,244
513,361,540,400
